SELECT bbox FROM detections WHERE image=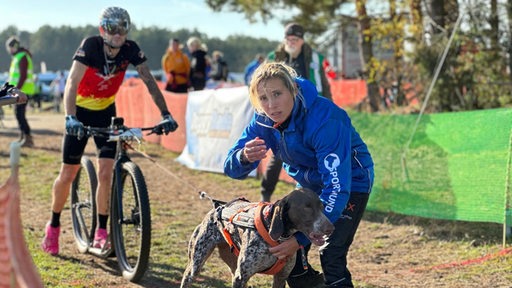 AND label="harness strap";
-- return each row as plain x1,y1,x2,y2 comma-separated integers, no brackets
254,203,287,275
218,202,257,256
222,227,240,256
